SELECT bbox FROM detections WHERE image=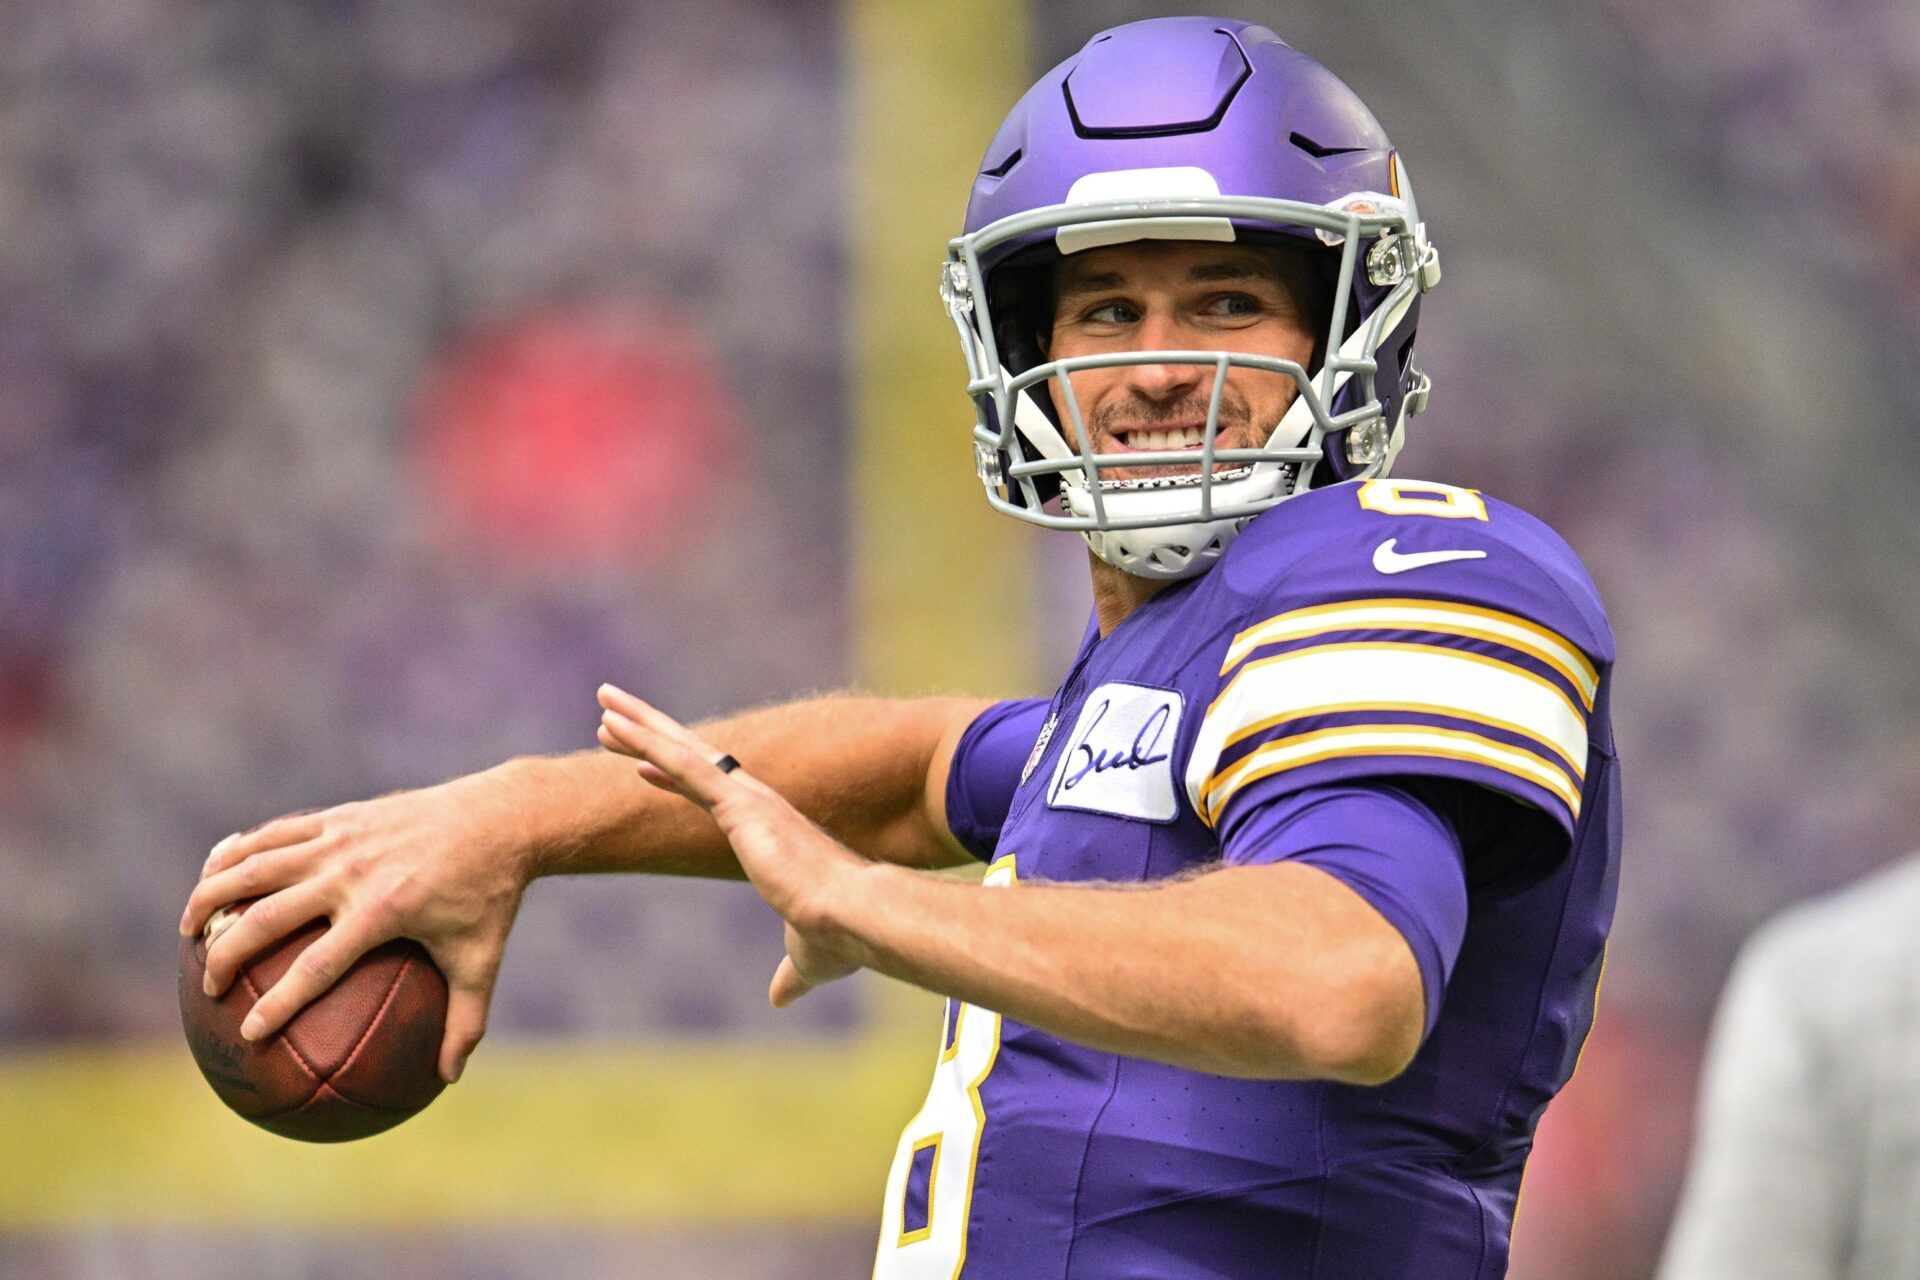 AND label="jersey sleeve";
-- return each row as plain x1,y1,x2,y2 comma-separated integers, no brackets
944,698,1052,862
1222,778,1469,1038
1186,481,1612,850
